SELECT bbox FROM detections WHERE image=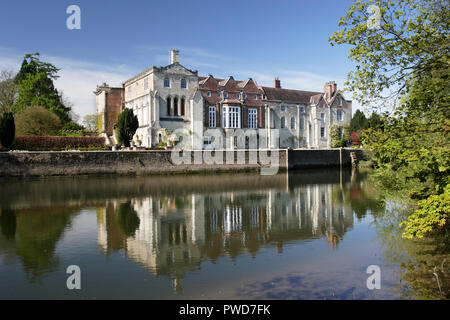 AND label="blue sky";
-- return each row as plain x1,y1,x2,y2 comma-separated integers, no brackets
0,0,360,119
